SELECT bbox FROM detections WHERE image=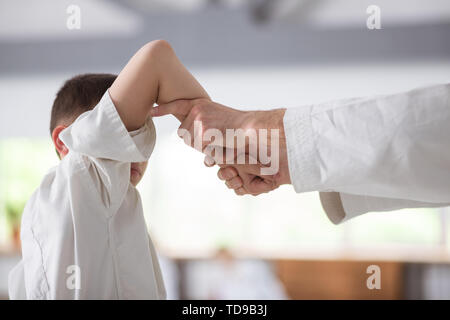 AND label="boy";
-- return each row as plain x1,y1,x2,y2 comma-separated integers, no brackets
8,40,210,299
